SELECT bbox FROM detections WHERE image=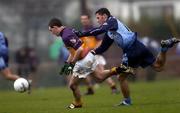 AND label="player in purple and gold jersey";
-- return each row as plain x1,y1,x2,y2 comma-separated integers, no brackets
48,18,133,108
